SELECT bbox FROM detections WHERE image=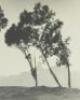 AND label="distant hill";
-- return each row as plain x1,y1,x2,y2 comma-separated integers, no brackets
0,71,34,86
0,67,80,89
0,67,67,87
